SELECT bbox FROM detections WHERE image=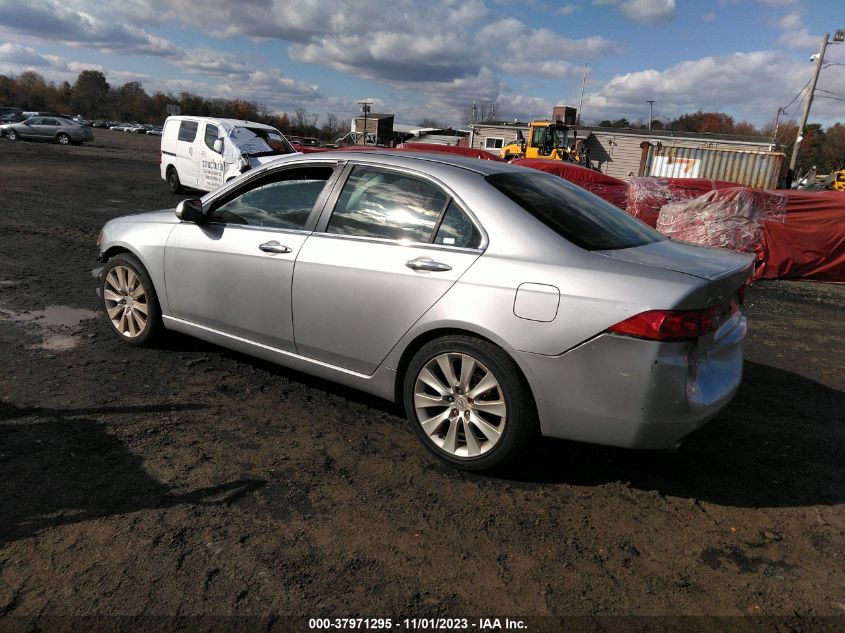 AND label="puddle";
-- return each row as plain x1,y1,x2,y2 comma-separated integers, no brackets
0,305,98,351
